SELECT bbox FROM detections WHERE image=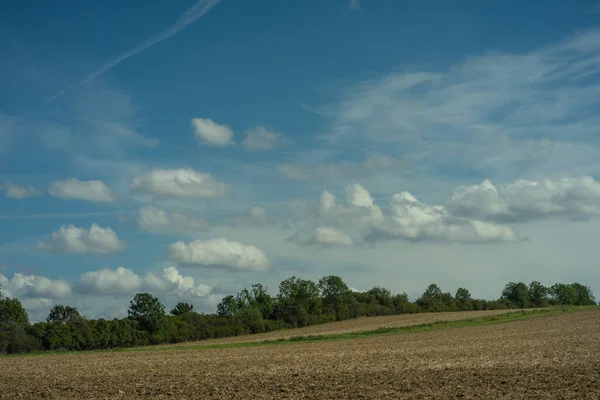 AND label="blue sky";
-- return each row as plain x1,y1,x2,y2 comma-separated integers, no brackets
1,0,600,320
